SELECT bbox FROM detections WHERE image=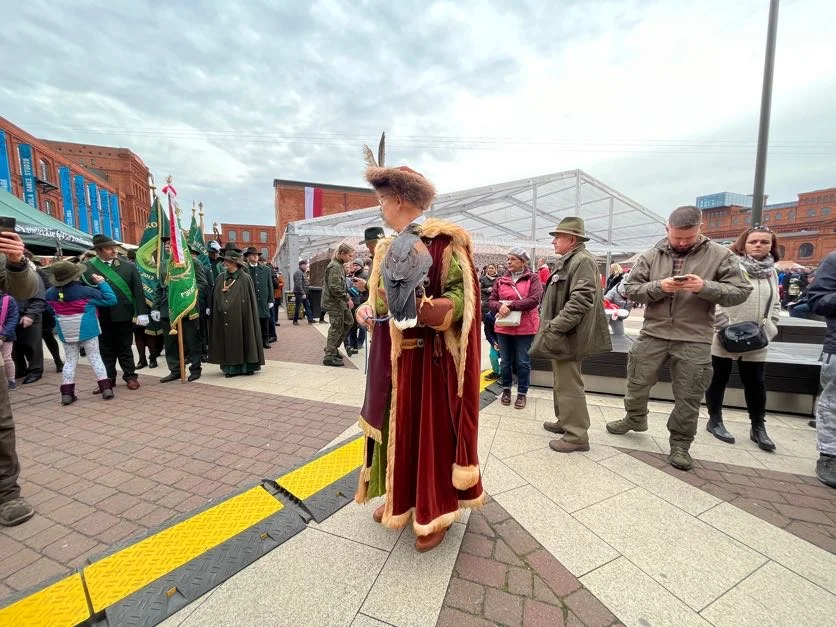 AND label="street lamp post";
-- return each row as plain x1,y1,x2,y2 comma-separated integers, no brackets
751,0,780,227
